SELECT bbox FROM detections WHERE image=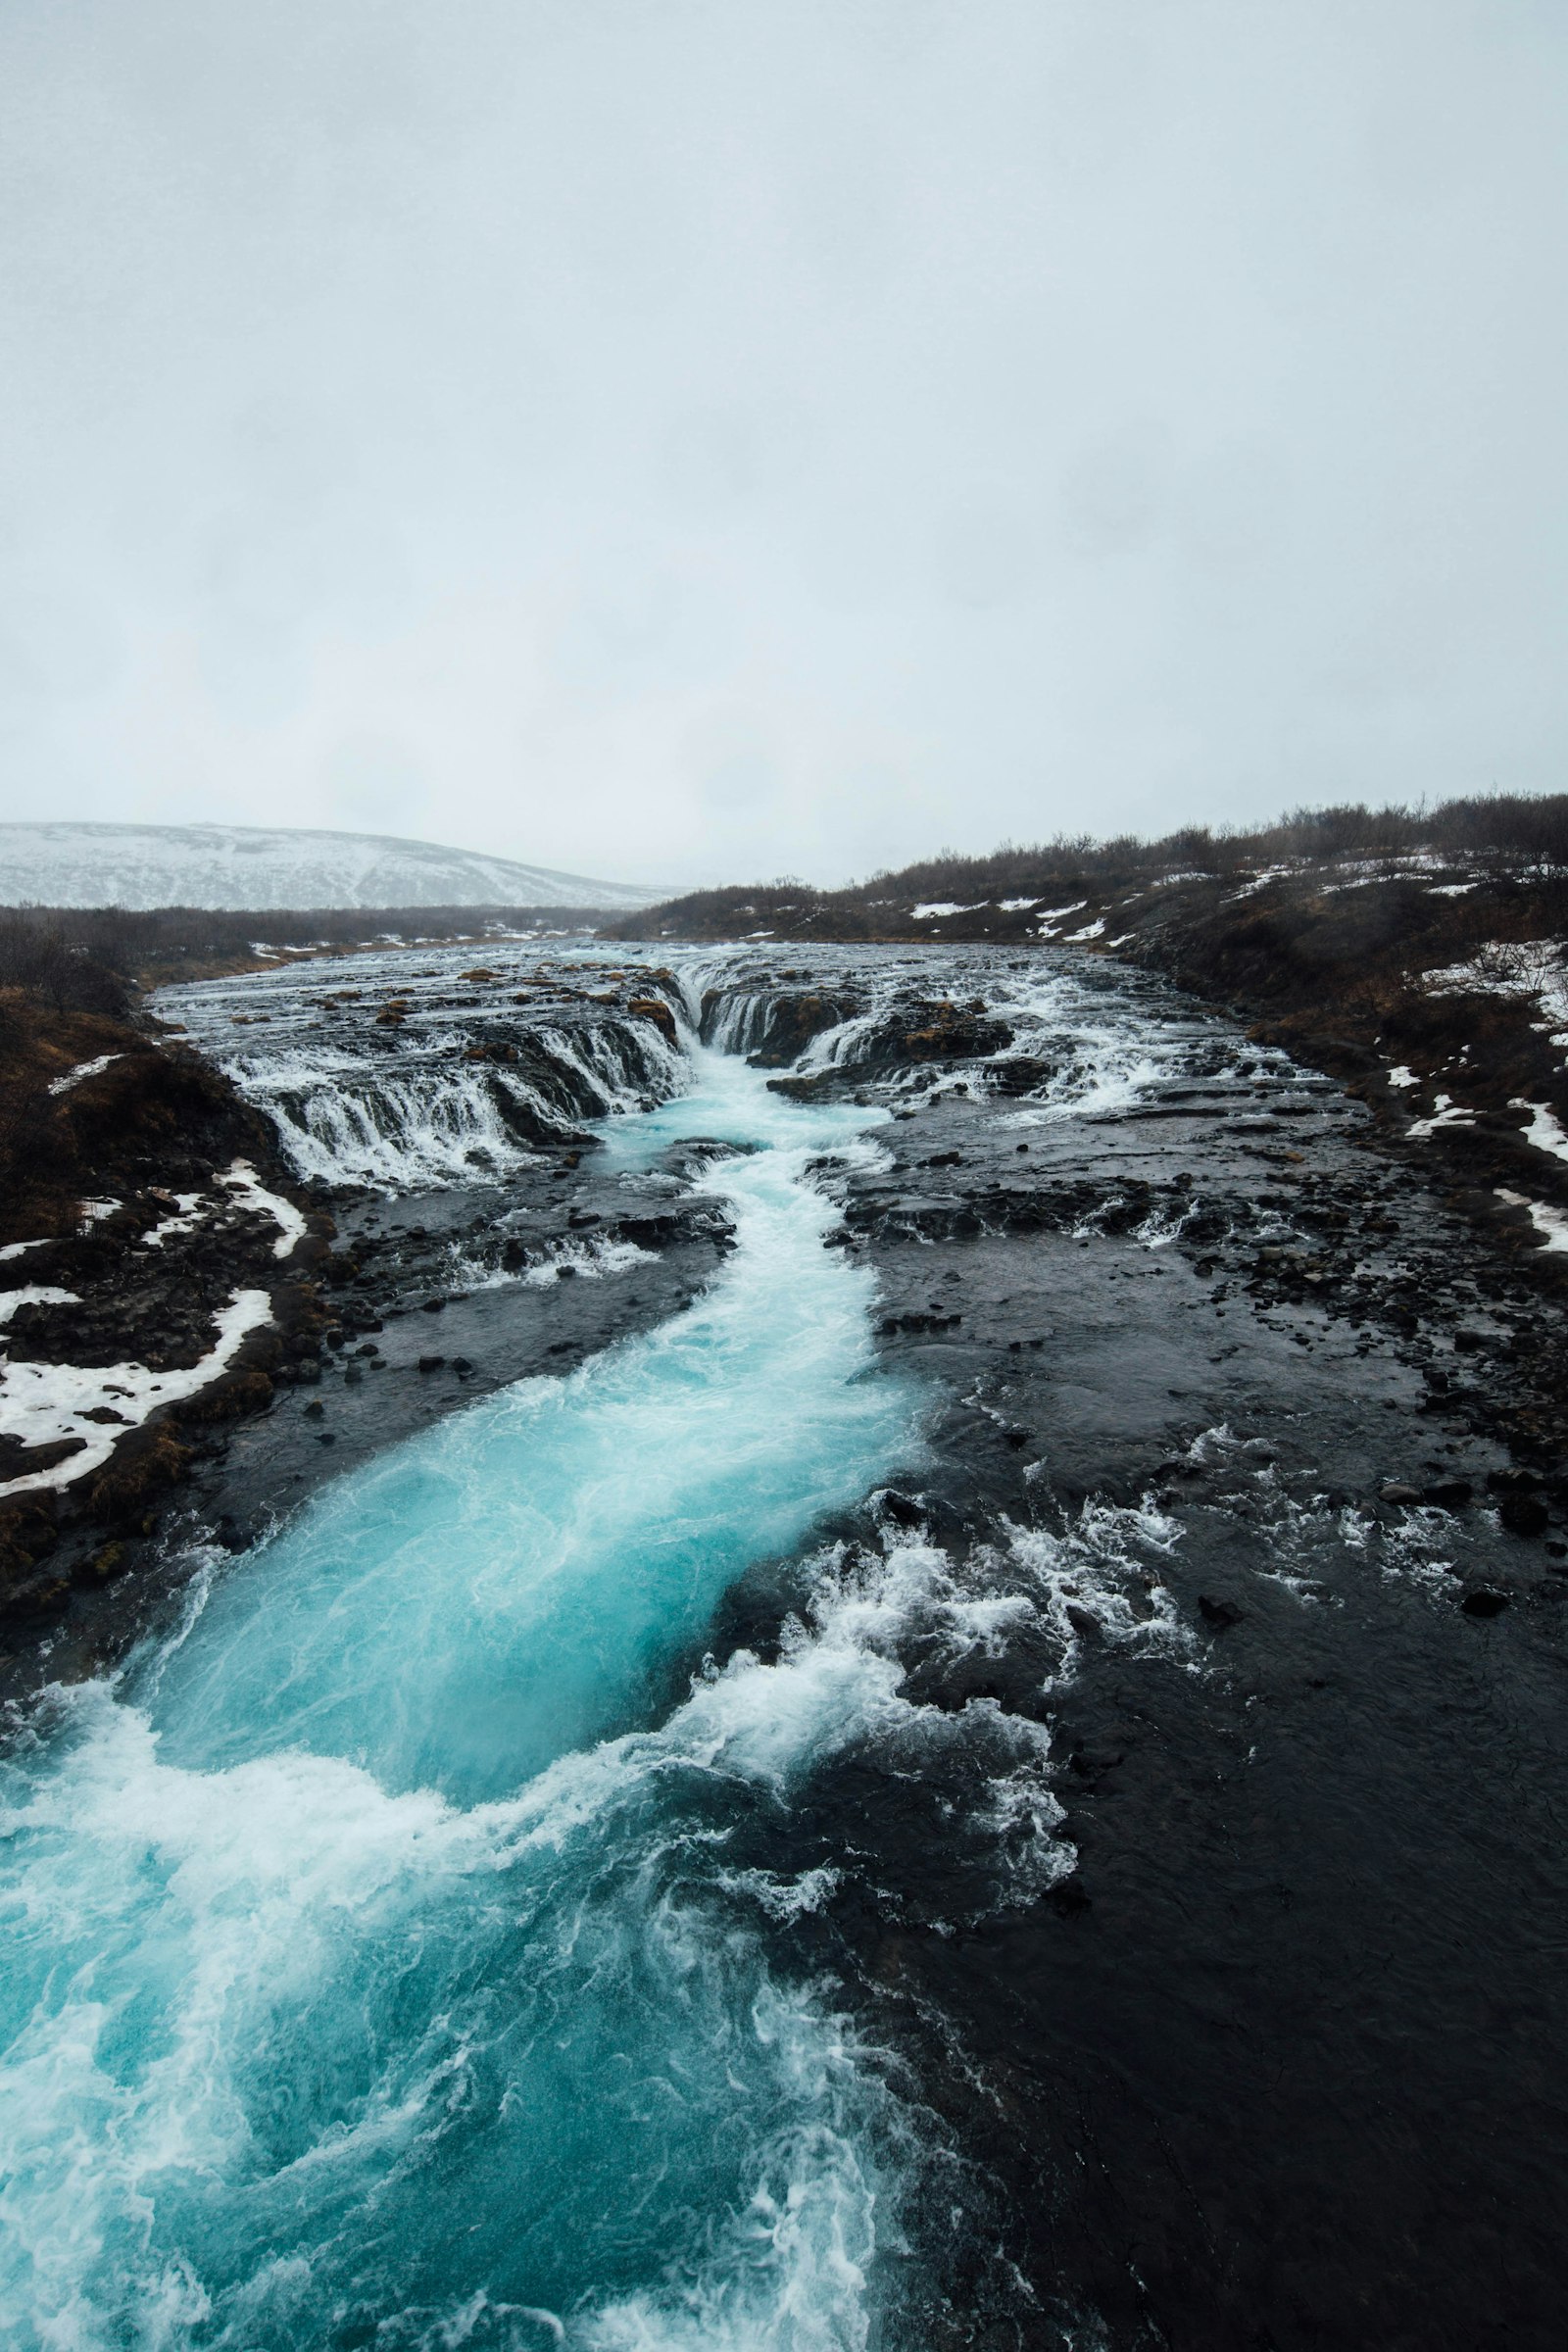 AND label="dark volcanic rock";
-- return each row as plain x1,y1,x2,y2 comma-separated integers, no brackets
1498,1492,1550,1537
